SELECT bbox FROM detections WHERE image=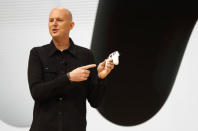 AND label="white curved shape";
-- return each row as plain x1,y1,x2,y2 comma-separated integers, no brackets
111,51,120,65
106,51,120,68
0,120,28,131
